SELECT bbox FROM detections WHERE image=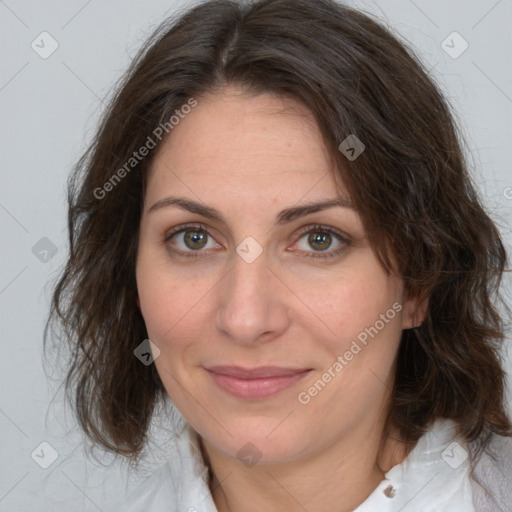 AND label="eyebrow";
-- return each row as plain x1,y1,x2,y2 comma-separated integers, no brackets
148,196,355,225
